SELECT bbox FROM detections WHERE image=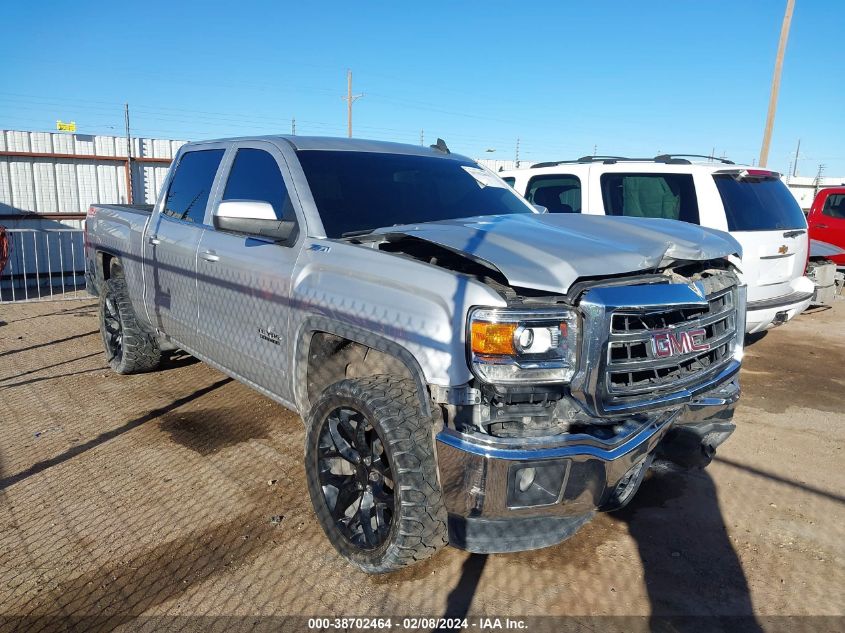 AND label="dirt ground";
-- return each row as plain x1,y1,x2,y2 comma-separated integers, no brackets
0,297,843,632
